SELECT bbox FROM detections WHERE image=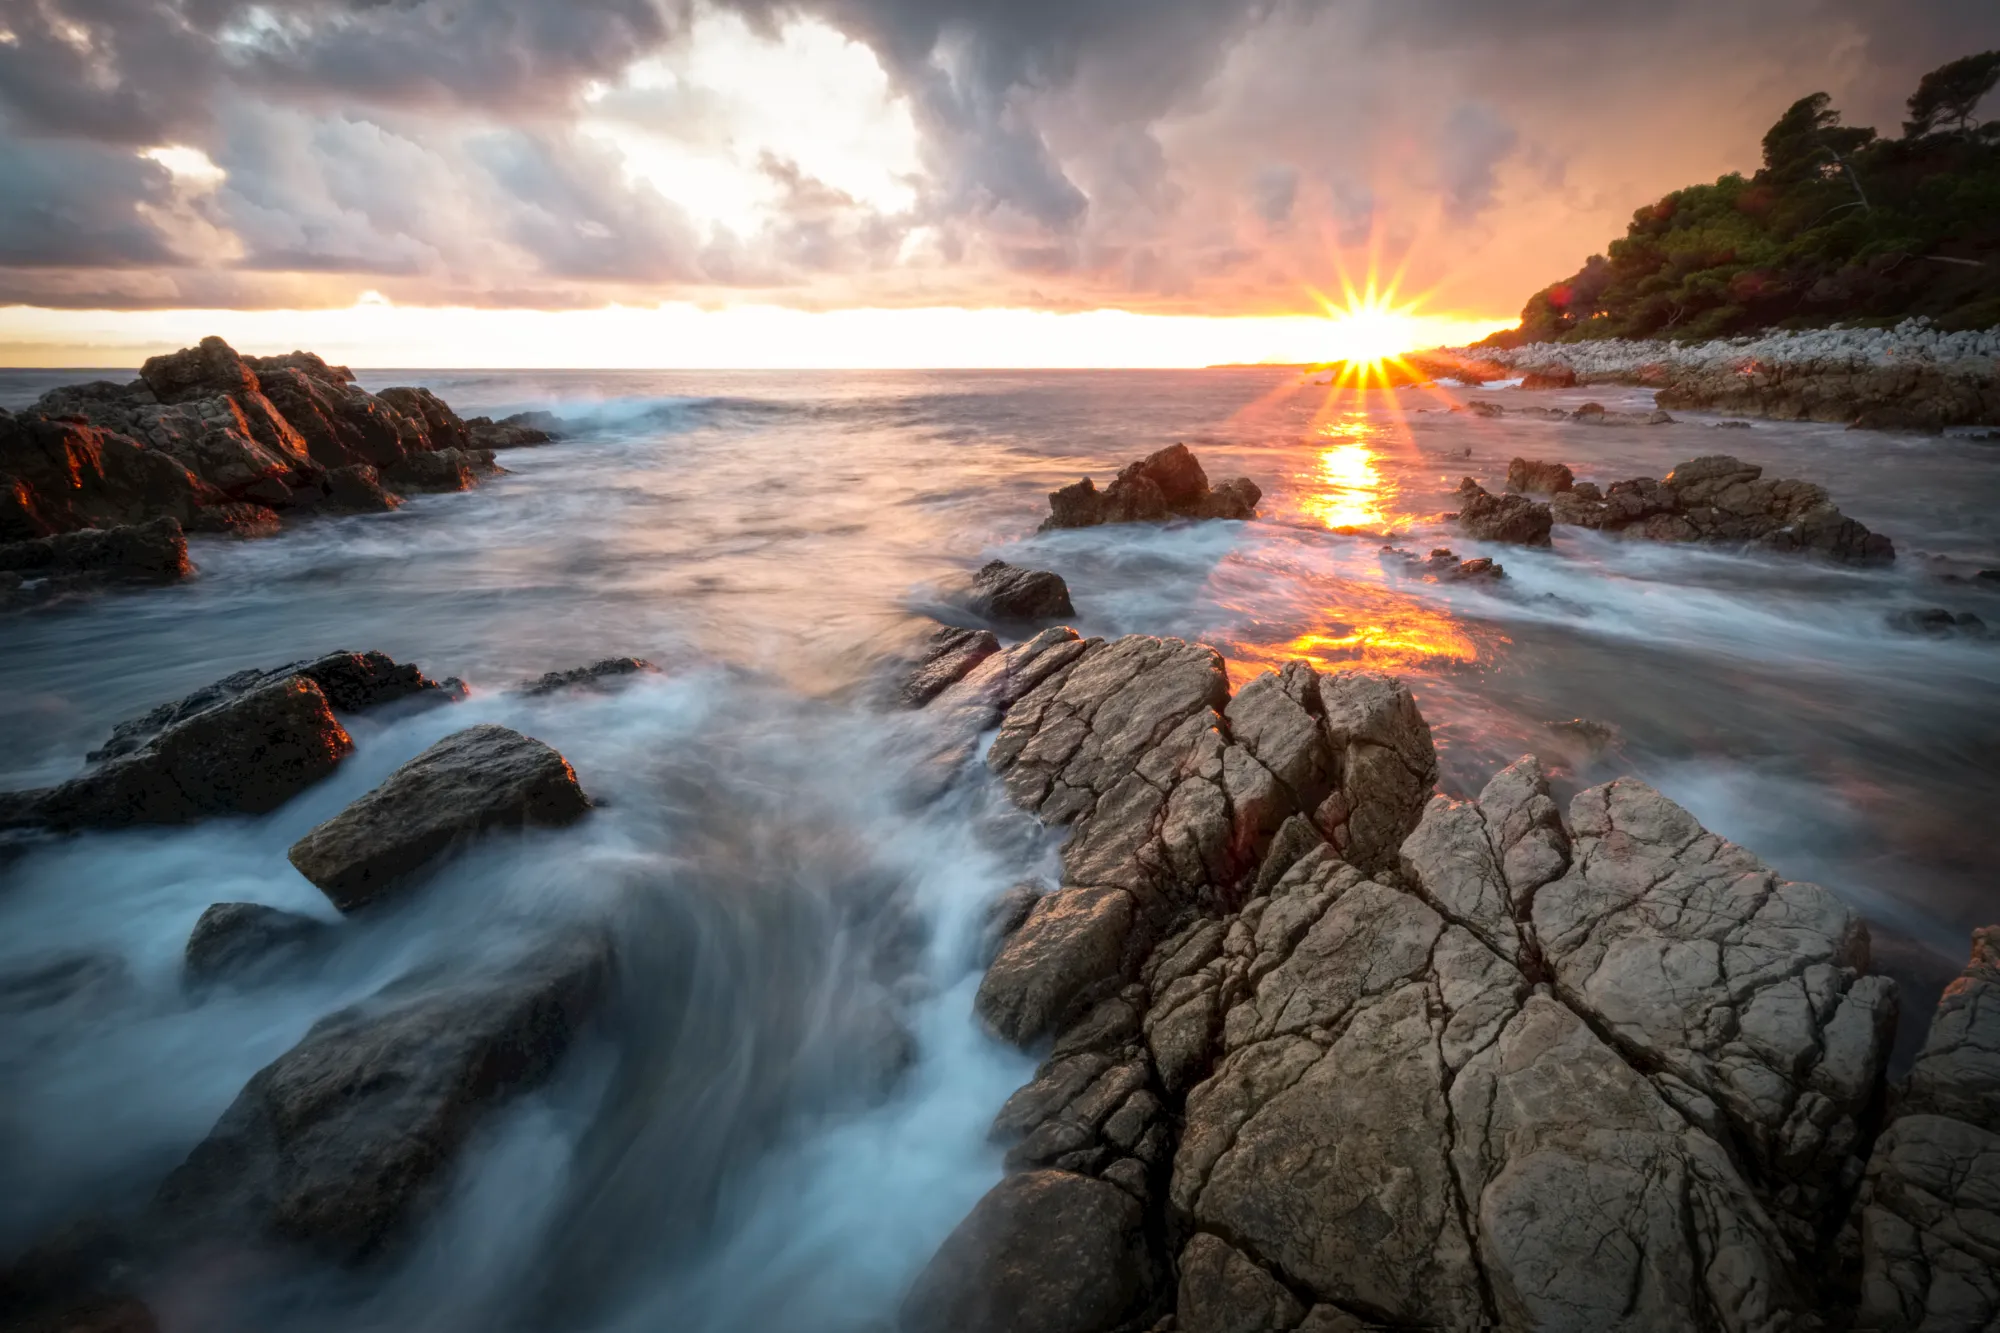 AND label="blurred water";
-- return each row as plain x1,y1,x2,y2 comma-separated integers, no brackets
1,367,1997,1328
